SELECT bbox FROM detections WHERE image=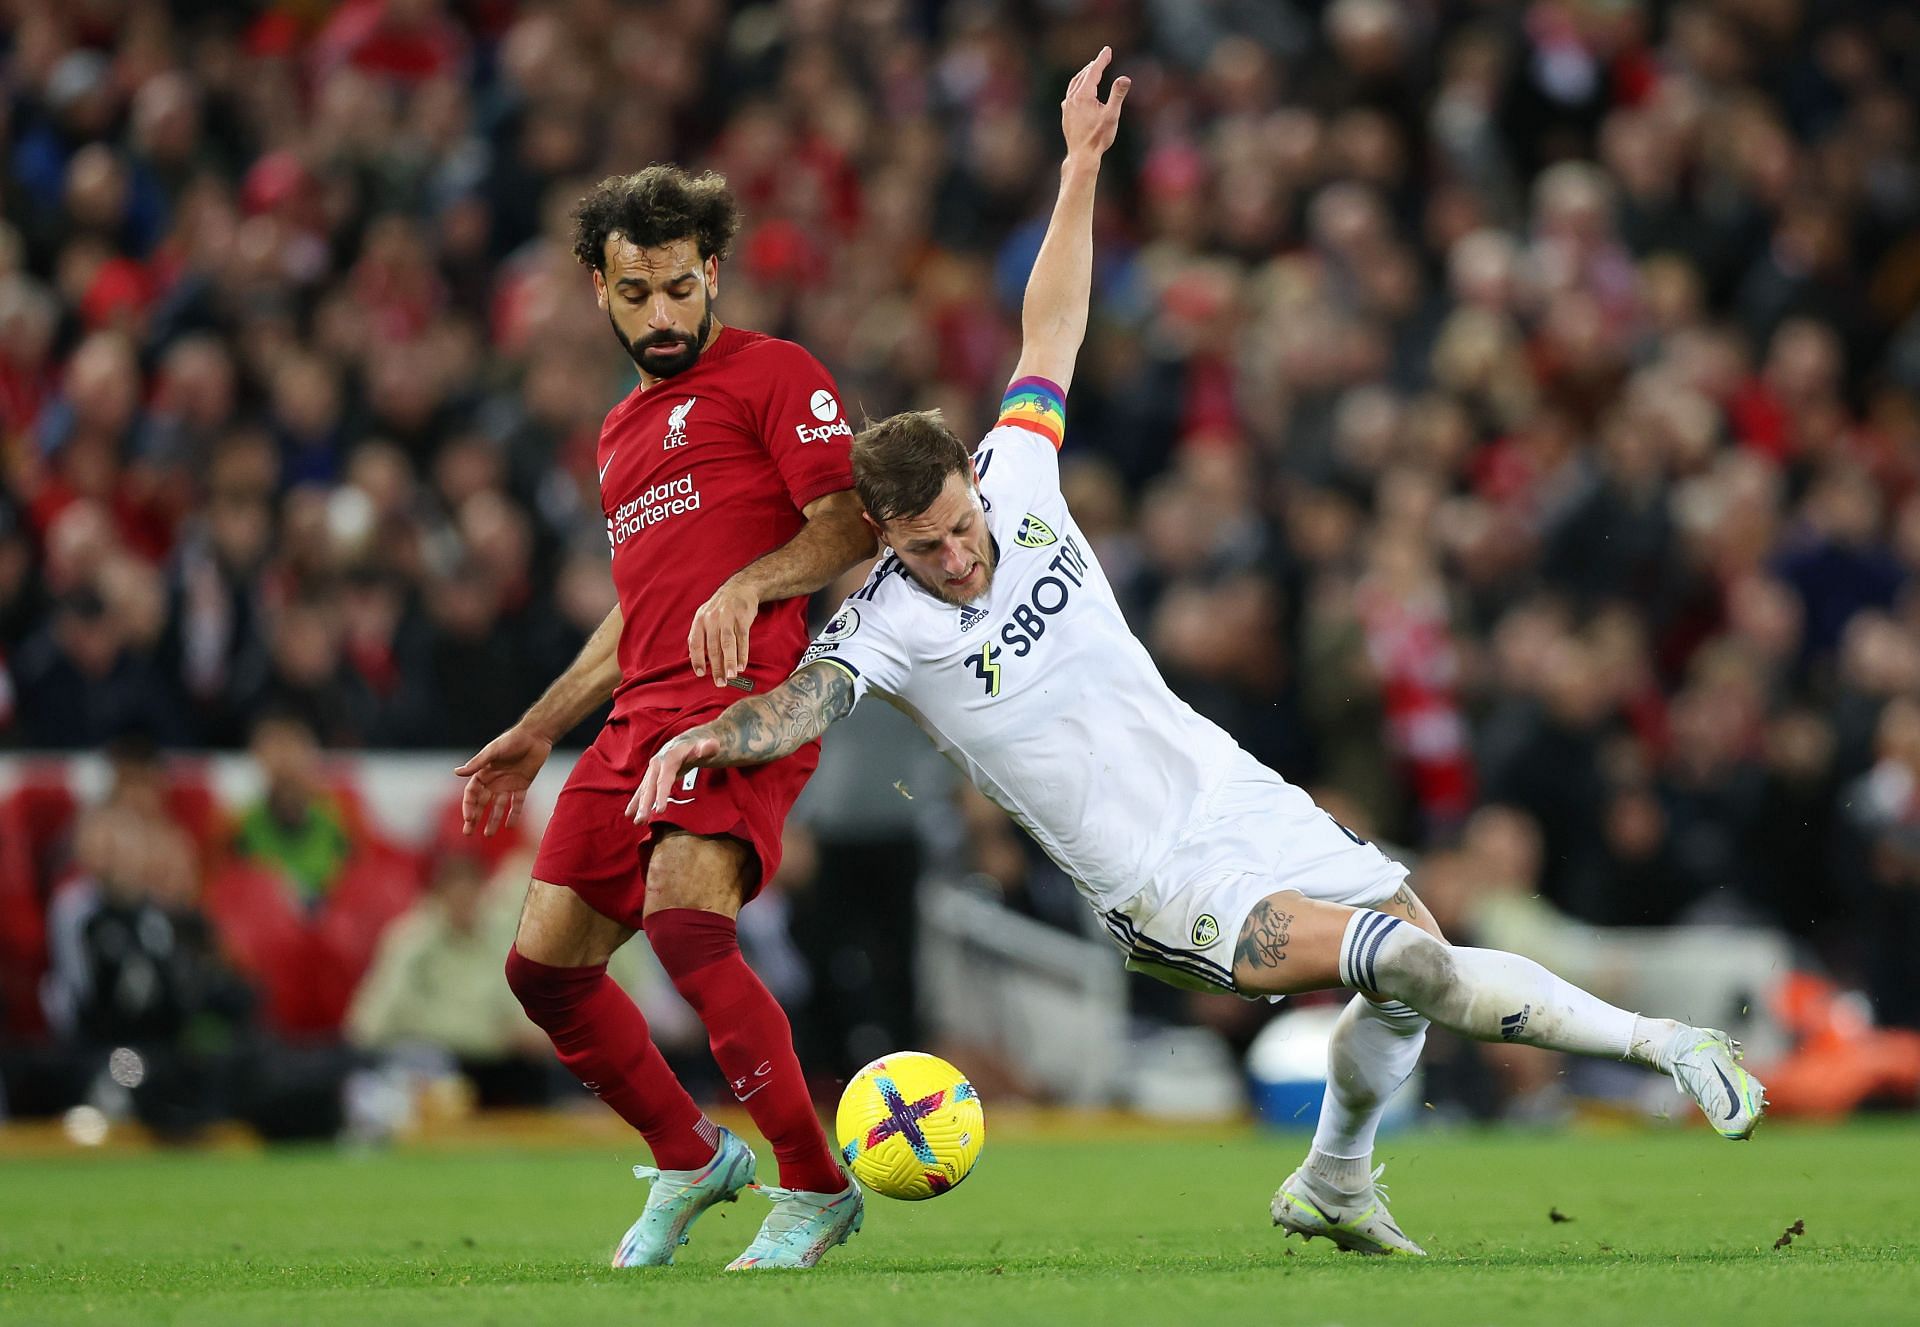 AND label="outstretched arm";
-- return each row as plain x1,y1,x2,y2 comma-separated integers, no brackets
455,603,622,836
628,661,856,822
1008,47,1130,397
